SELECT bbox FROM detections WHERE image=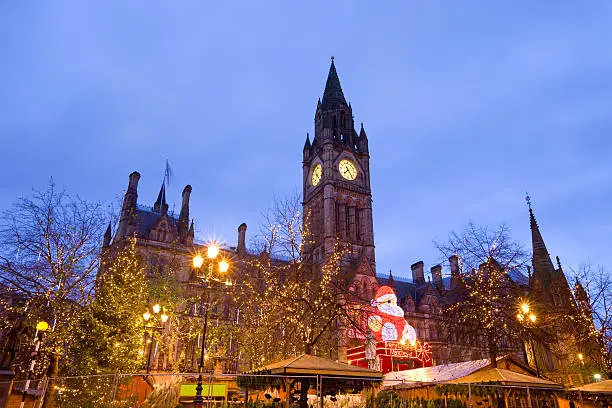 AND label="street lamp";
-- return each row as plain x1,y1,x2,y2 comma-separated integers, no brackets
21,321,49,408
192,242,231,408
143,305,168,374
517,302,539,377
